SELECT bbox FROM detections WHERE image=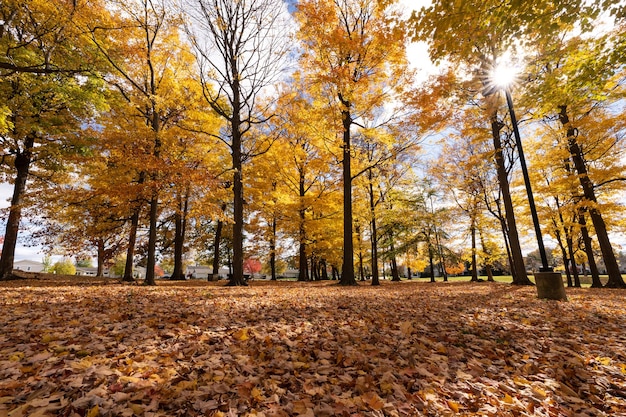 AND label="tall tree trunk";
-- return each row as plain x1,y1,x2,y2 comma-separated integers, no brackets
298,172,308,281
228,74,246,286
470,217,478,282
566,234,581,288
428,239,436,283
390,257,400,281
145,108,162,286
96,239,105,277
171,192,189,281
578,211,603,287
368,169,380,286
145,193,158,286
123,209,141,282
321,259,329,280
493,198,514,278
559,106,625,288
0,135,34,280
270,216,277,281
297,226,308,281
434,227,447,282
390,237,400,282
212,203,226,280
340,104,356,285
356,224,365,281
490,116,531,284
358,250,365,281
556,232,573,287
